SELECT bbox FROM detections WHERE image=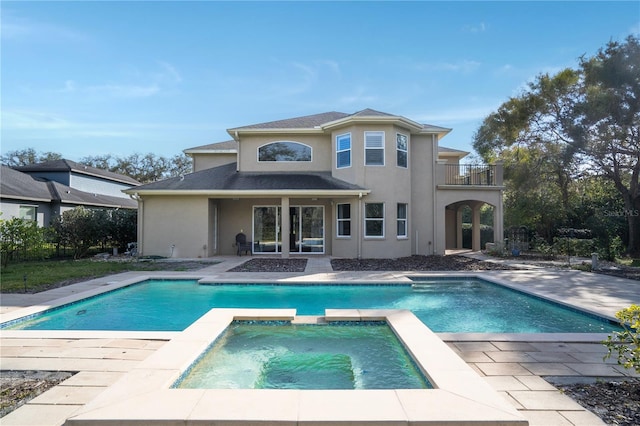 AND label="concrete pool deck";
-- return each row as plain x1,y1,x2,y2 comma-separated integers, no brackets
1,255,639,425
